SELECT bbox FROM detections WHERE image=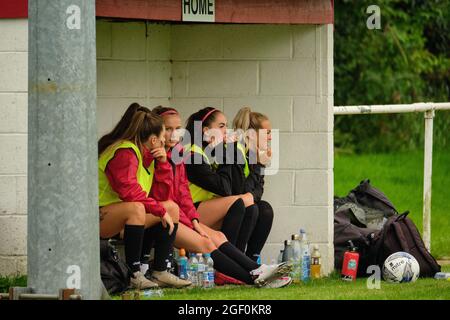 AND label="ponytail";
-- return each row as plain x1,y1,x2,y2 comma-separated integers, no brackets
232,106,252,132
232,106,268,131
232,106,269,151
98,102,151,156
99,107,163,156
